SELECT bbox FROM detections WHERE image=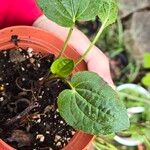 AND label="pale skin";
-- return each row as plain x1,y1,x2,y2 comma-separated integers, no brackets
33,15,114,88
